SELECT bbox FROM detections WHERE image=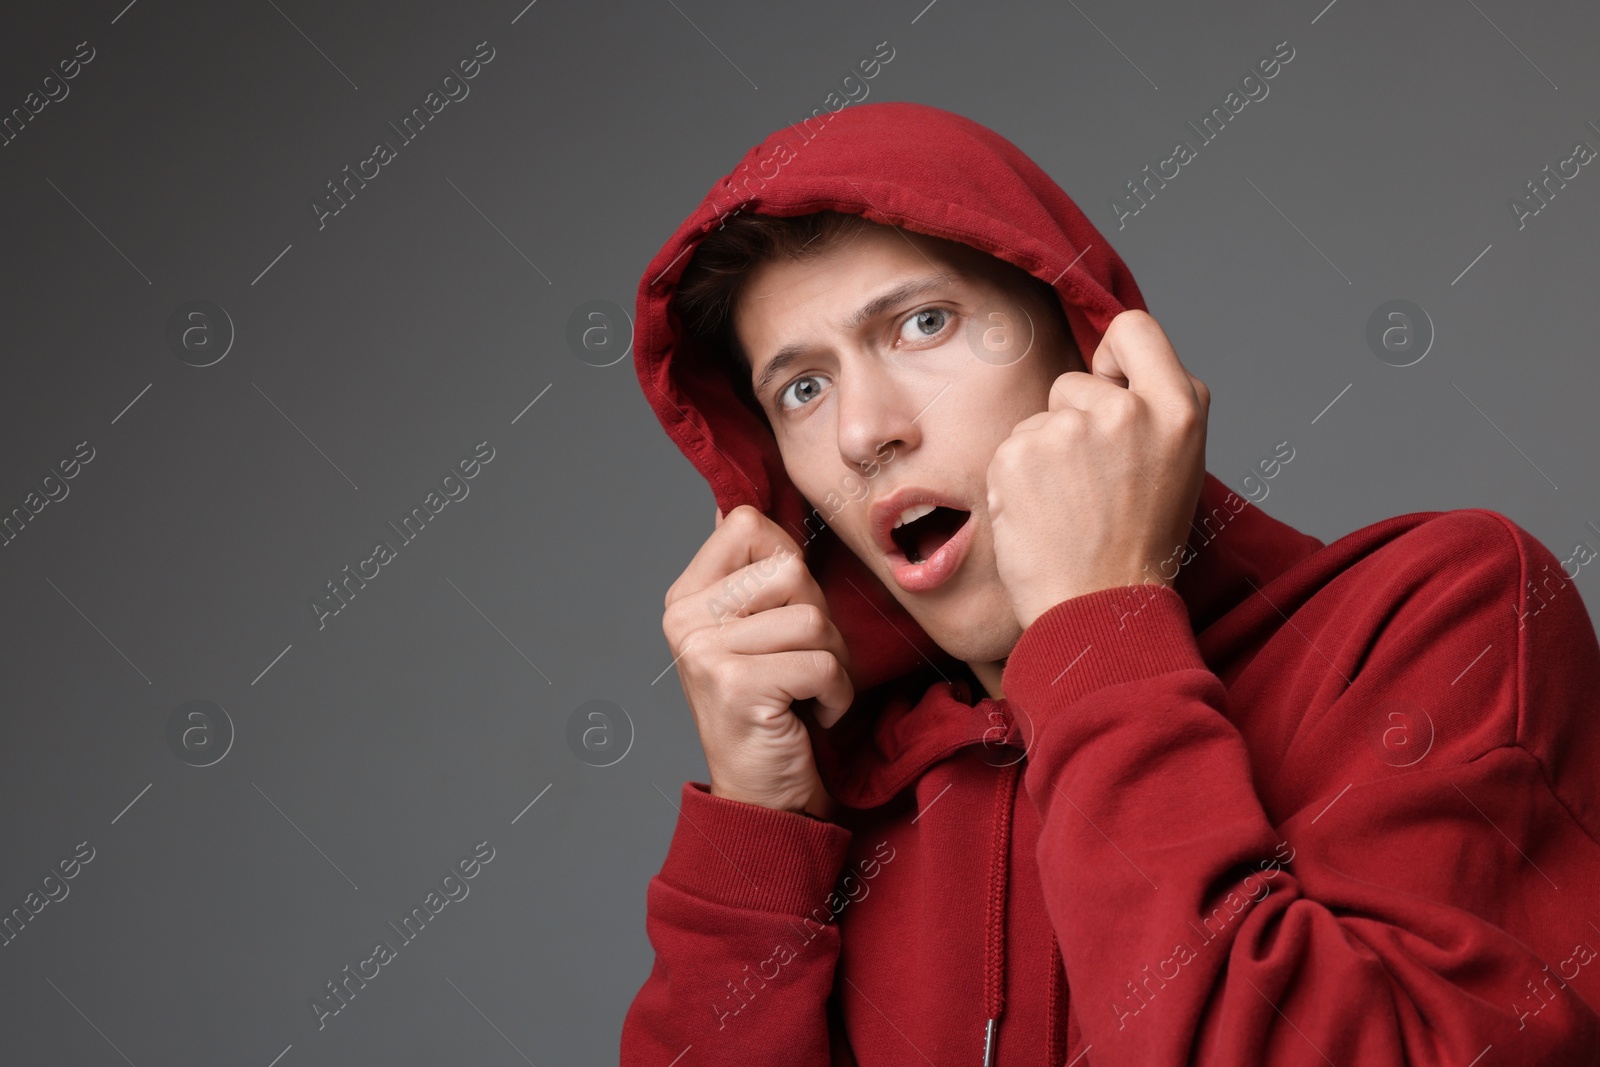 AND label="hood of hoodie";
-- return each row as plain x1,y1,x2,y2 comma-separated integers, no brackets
633,100,1325,810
